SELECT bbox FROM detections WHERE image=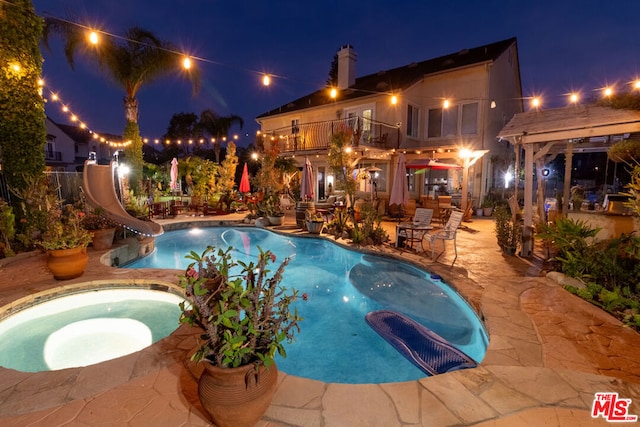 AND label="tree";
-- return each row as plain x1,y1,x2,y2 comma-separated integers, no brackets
326,52,338,87
161,112,201,161
216,141,238,211
42,21,200,193
327,129,358,208
0,0,46,197
198,109,244,164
